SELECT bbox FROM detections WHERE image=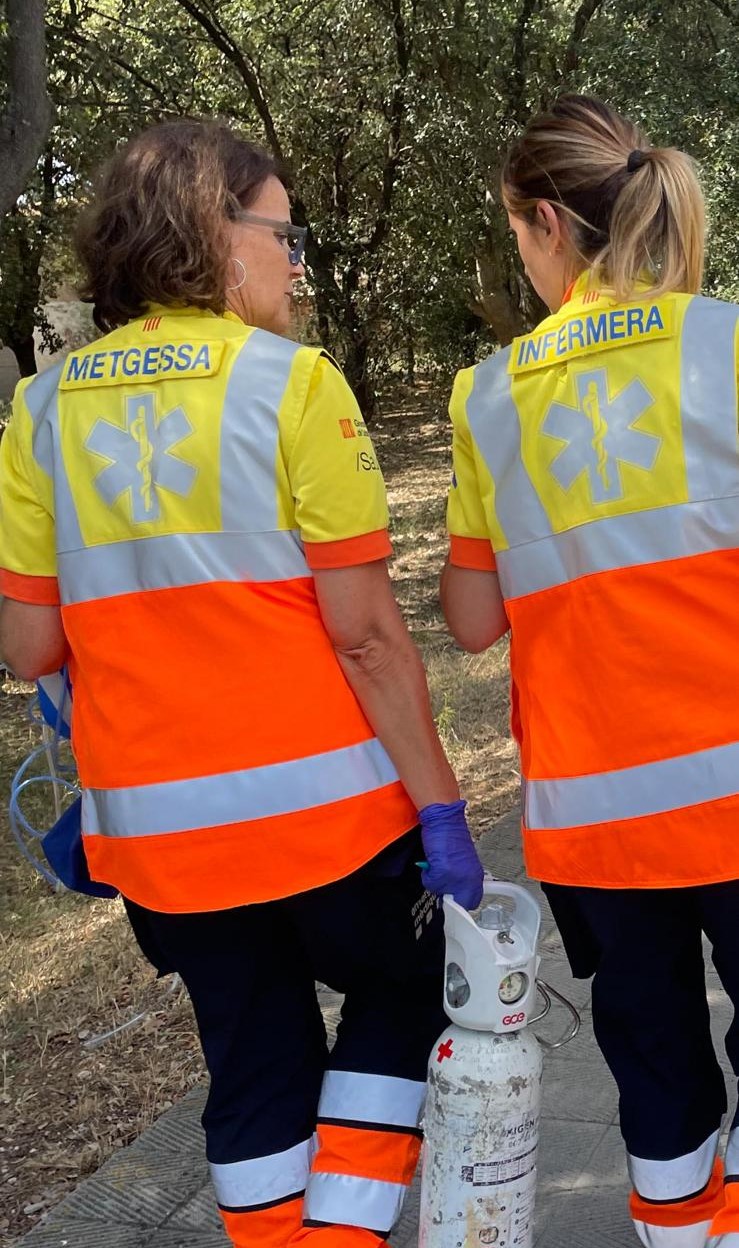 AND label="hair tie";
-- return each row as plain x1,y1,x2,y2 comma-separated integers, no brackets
627,149,647,173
